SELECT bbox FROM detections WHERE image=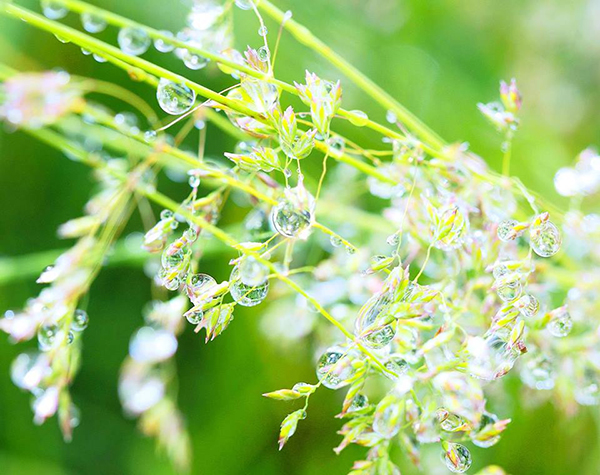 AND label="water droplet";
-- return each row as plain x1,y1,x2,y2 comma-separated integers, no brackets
161,249,185,269
183,227,197,241
330,235,343,248
67,331,75,344
386,110,397,123
530,220,561,257
42,1,67,20
442,442,472,473
238,256,269,287
93,54,107,63
118,27,151,56
316,346,358,389
492,263,509,279
54,34,70,44
185,273,217,305
235,0,253,11
230,264,269,307
257,46,270,62
497,219,521,242
72,309,89,332
38,324,59,351
258,25,268,37
283,10,293,21
186,310,203,325
183,51,209,70
154,30,175,53
270,187,314,239
548,309,572,337
348,393,368,412
328,136,345,153
188,174,200,188
164,276,181,291
348,110,369,127
157,78,196,115
38,265,59,284
384,355,409,380
160,209,174,220
516,294,539,317
467,331,521,380
436,408,466,432
355,292,396,349
81,48,92,56
386,232,400,246
194,119,206,130
496,280,522,302
81,12,106,33
144,130,157,142
472,413,502,448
